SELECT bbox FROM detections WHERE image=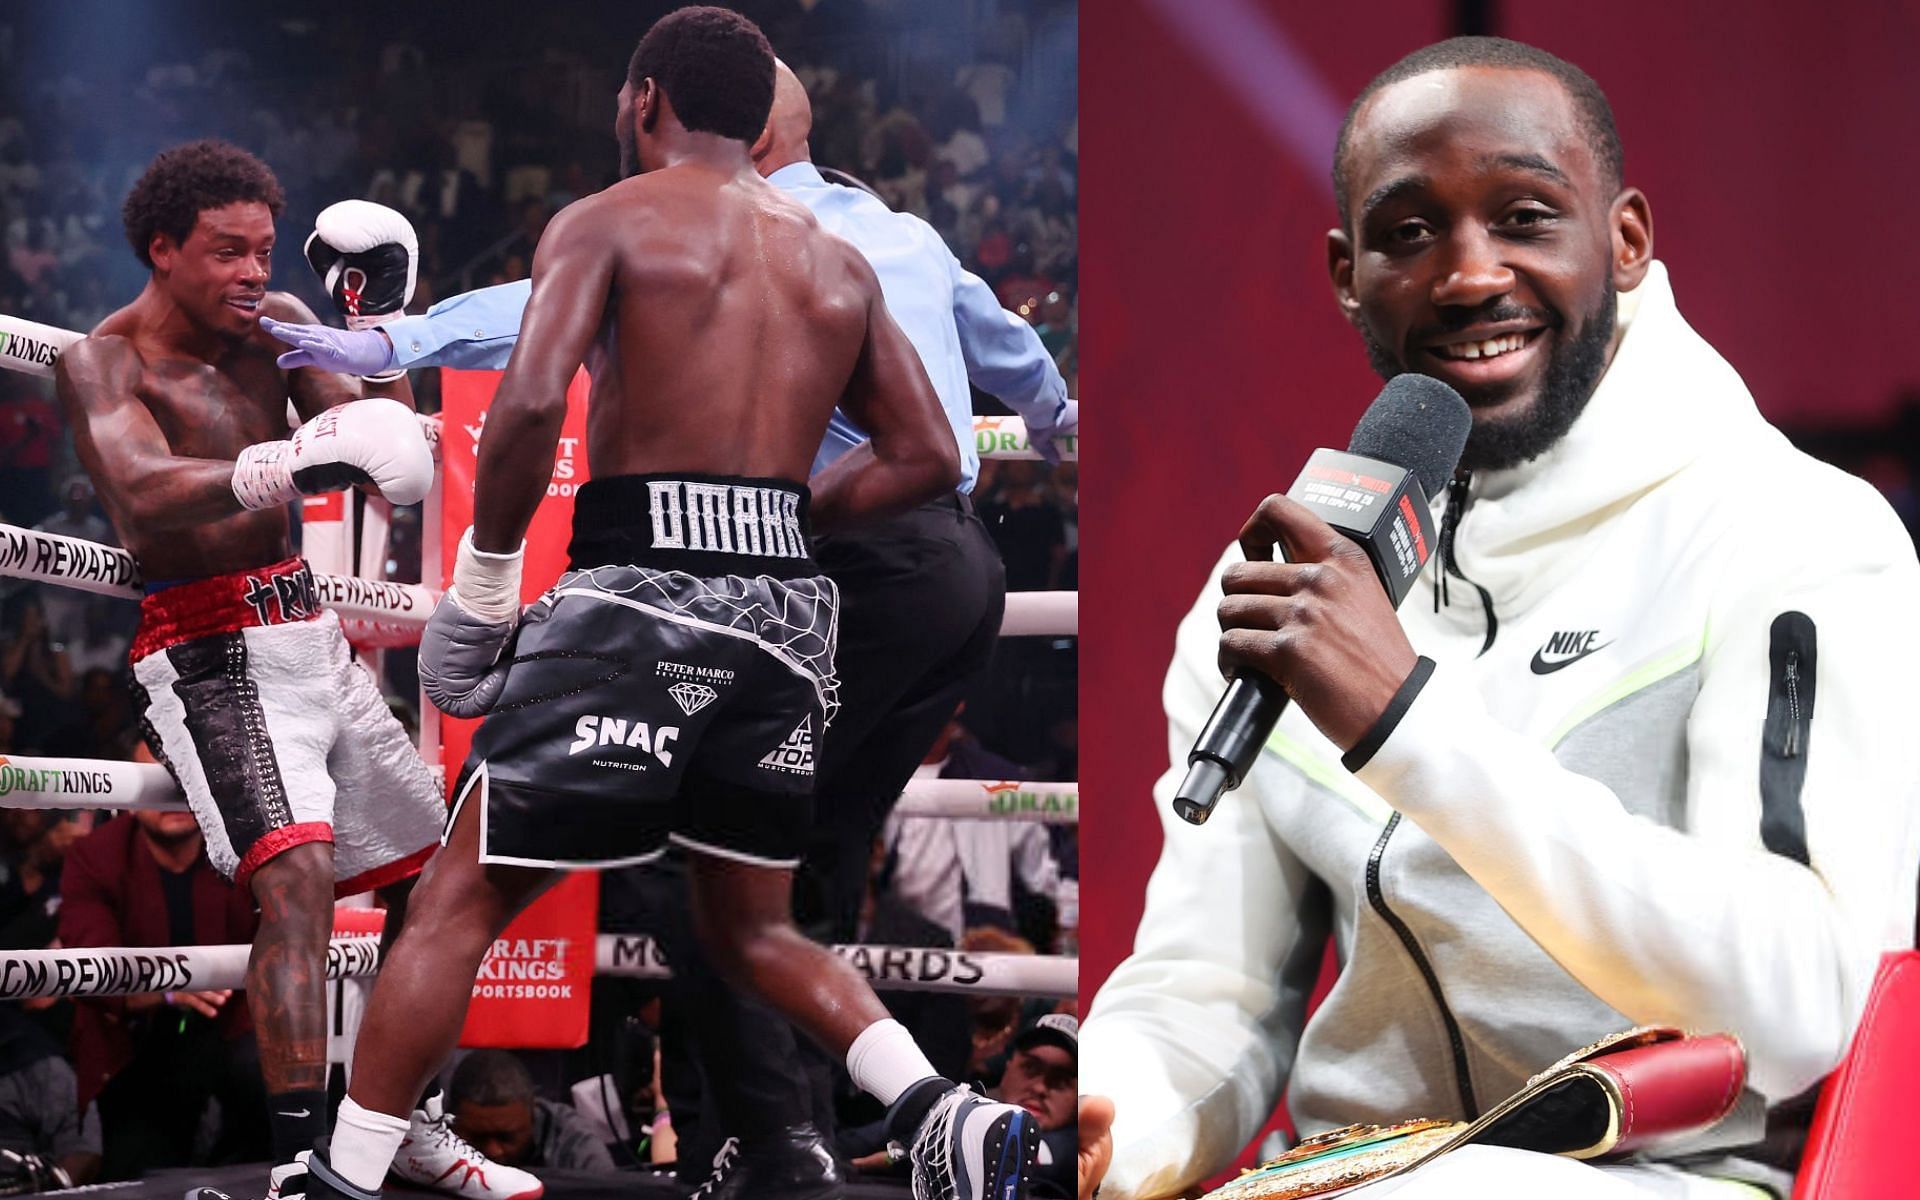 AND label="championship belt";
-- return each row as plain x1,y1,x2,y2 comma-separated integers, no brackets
1204,1027,1747,1199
